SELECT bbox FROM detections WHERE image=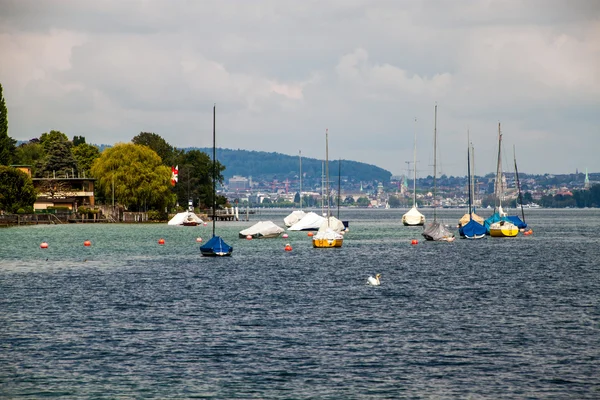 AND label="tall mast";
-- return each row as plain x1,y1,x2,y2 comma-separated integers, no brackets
212,104,216,237
495,122,502,213
337,159,341,219
325,129,330,225
413,117,417,208
299,150,302,210
433,104,438,221
514,145,526,224
467,130,472,218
